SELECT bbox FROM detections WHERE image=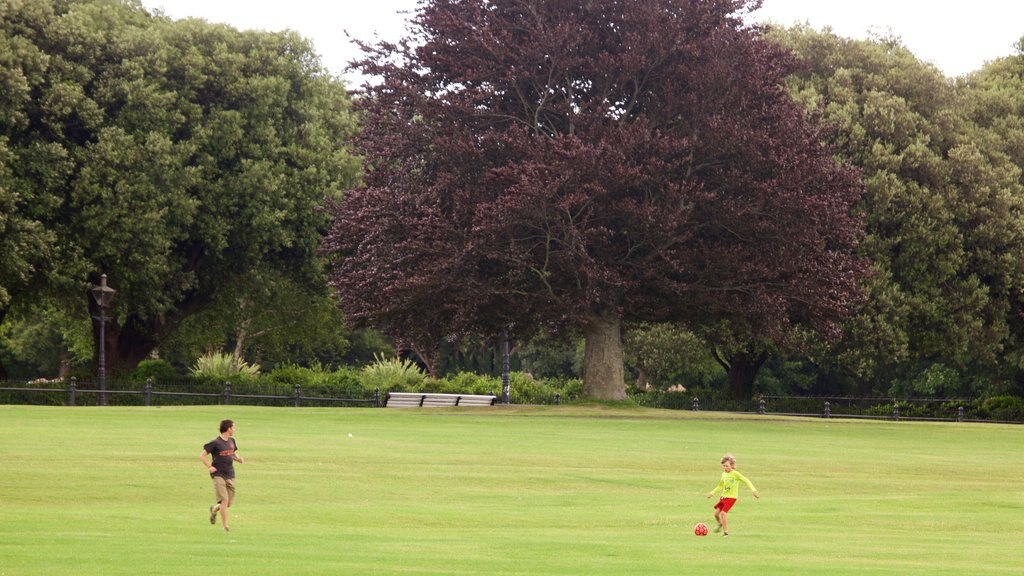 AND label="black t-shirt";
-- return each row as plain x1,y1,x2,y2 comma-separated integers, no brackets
203,436,238,479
